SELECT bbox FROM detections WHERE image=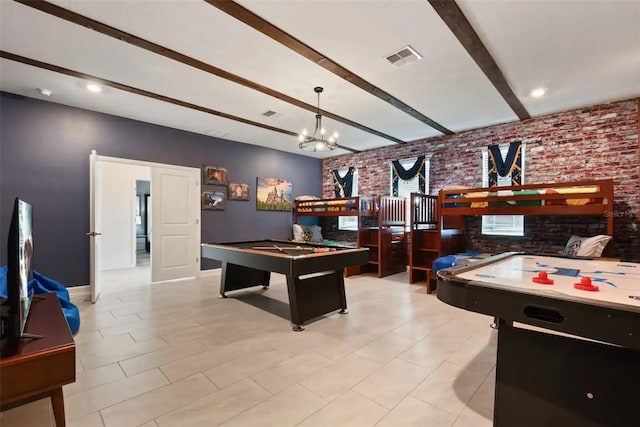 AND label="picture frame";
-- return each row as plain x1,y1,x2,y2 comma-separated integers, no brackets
228,182,250,201
201,189,225,210
256,177,292,211
202,165,228,185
